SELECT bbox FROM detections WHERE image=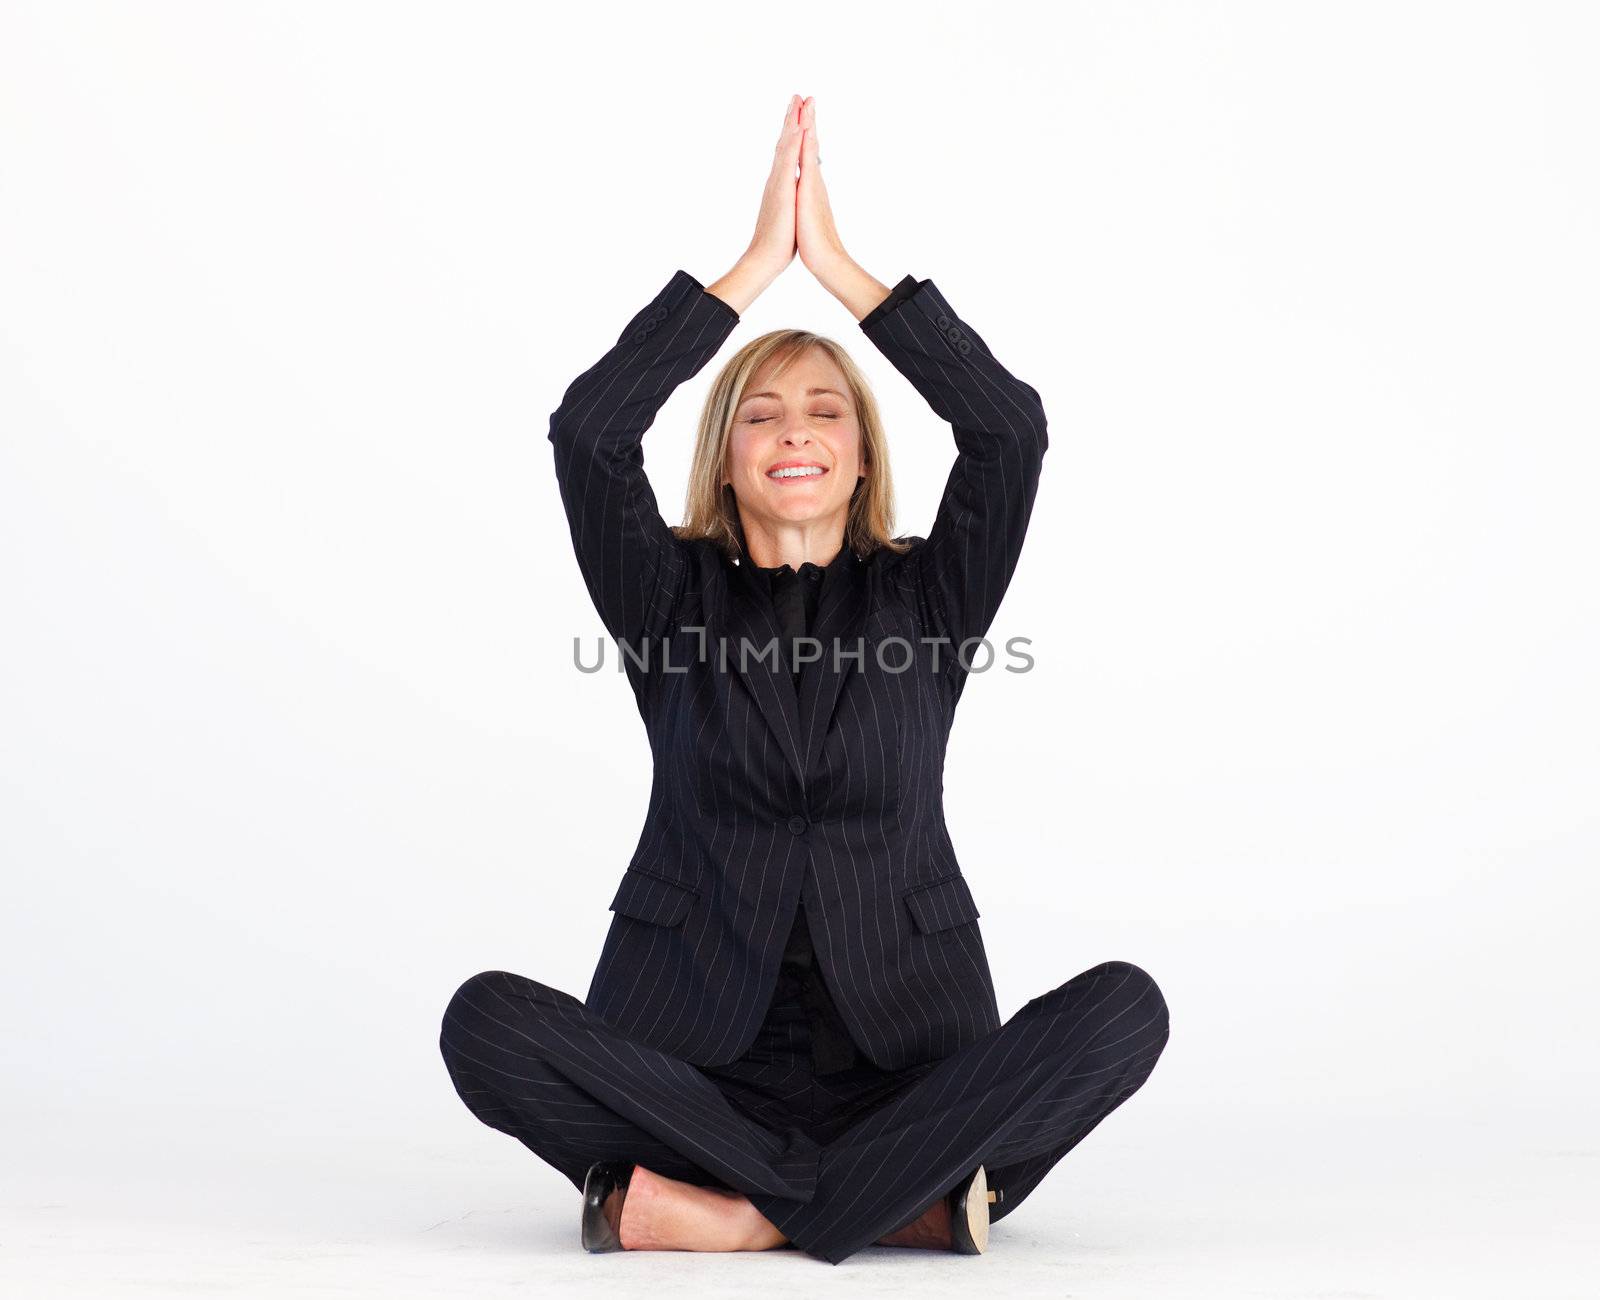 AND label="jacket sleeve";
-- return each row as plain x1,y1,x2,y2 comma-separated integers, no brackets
858,276,1049,665
547,269,741,646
